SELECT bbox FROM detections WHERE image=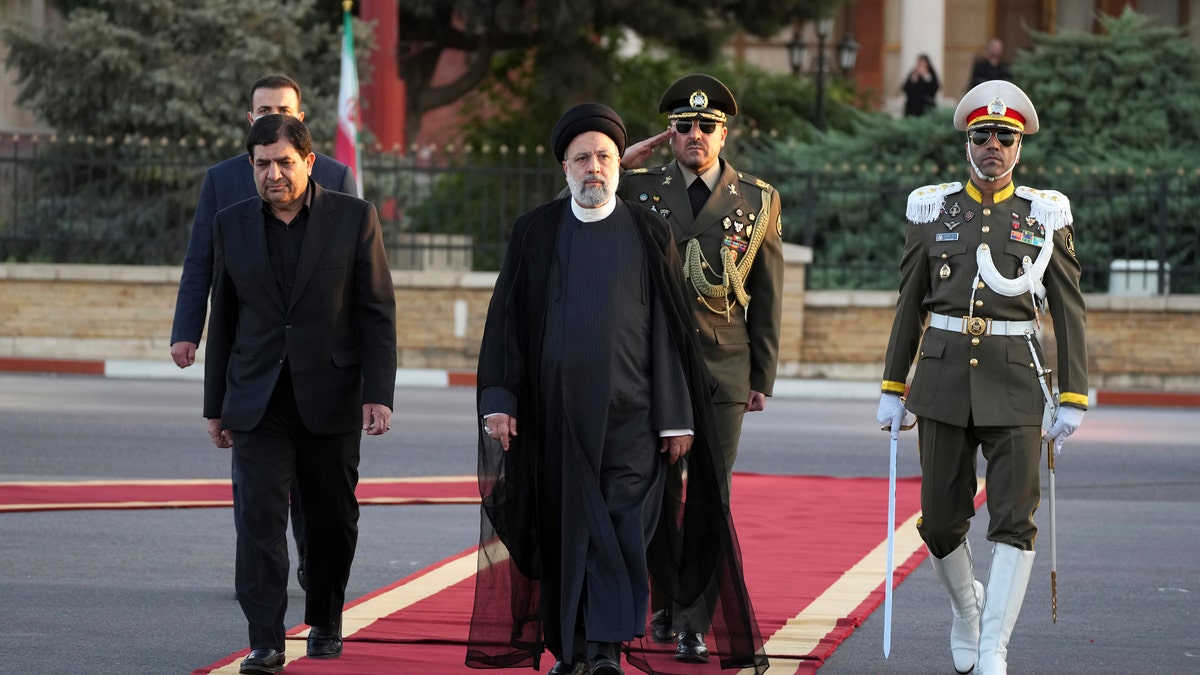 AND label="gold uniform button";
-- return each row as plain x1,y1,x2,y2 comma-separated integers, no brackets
982,226,990,233
977,281,986,289
971,337,980,346
1029,362,1035,368
941,253,948,259
970,358,979,366
983,208,992,216
974,300,984,307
